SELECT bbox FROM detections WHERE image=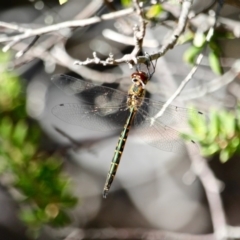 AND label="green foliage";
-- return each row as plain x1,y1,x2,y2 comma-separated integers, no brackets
59,0,68,5
0,52,77,238
183,45,203,64
178,30,194,45
184,106,240,163
208,41,223,75
145,4,163,19
121,0,132,7
182,29,228,75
